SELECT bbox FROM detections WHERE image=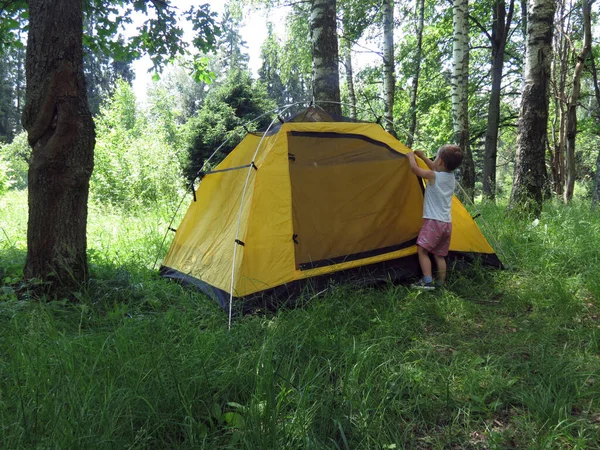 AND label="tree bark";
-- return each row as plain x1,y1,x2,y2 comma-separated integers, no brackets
452,0,474,199
508,0,556,216
482,0,514,201
22,0,95,287
382,0,396,136
310,0,341,116
563,0,594,203
406,0,425,149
